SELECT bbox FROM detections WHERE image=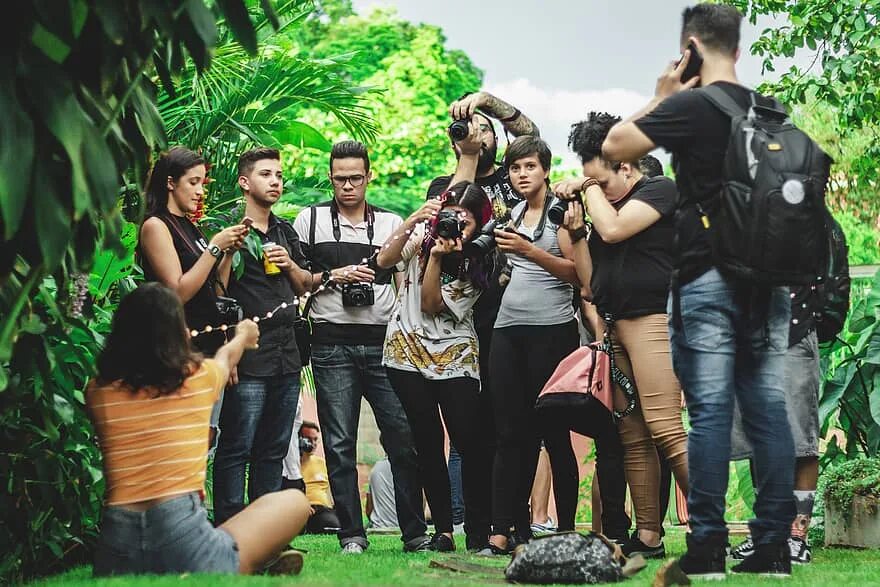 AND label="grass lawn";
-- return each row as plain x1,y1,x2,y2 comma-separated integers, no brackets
30,528,880,586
